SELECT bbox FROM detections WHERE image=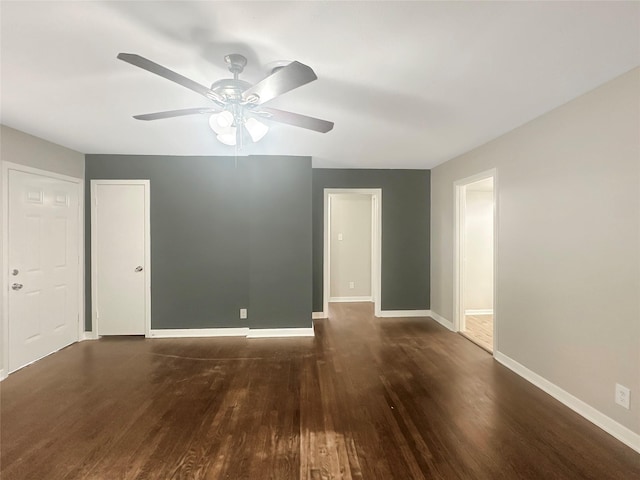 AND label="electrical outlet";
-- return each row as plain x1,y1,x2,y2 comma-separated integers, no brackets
349,281,355,289
240,308,247,320
615,383,630,409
